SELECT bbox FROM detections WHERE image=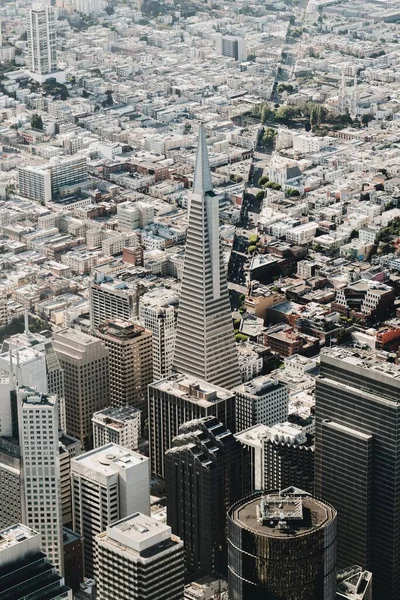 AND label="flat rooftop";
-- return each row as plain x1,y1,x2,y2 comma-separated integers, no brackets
93,405,141,423
98,512,180,557
72,443,148,476
0,524,40,552
151,373,233,404
0,346,45,366
231,491,335,539
322,346,400,382
54,328,100,346
235,375,285,397
97,319,148,340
